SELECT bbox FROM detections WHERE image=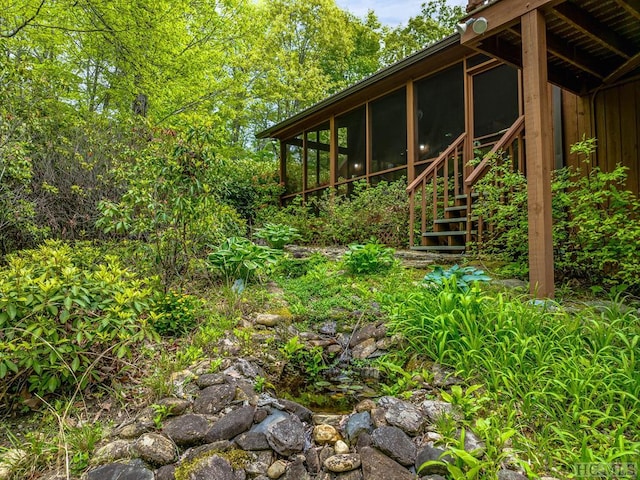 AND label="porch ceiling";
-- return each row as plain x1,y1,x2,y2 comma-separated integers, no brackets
462,0,640,95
